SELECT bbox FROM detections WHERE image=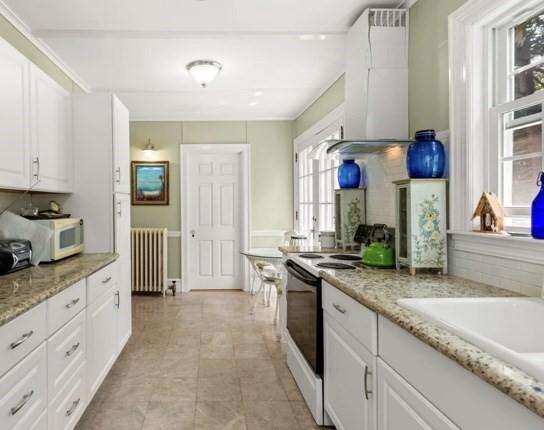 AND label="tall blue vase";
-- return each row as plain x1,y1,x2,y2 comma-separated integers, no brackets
531,172,544,239
338,160,361,189
407,130,446,178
